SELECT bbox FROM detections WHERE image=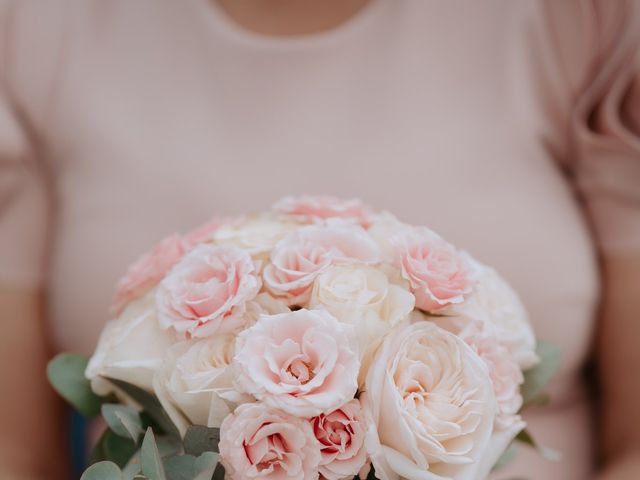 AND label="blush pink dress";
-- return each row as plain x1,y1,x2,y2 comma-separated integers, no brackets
1,1,639,478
